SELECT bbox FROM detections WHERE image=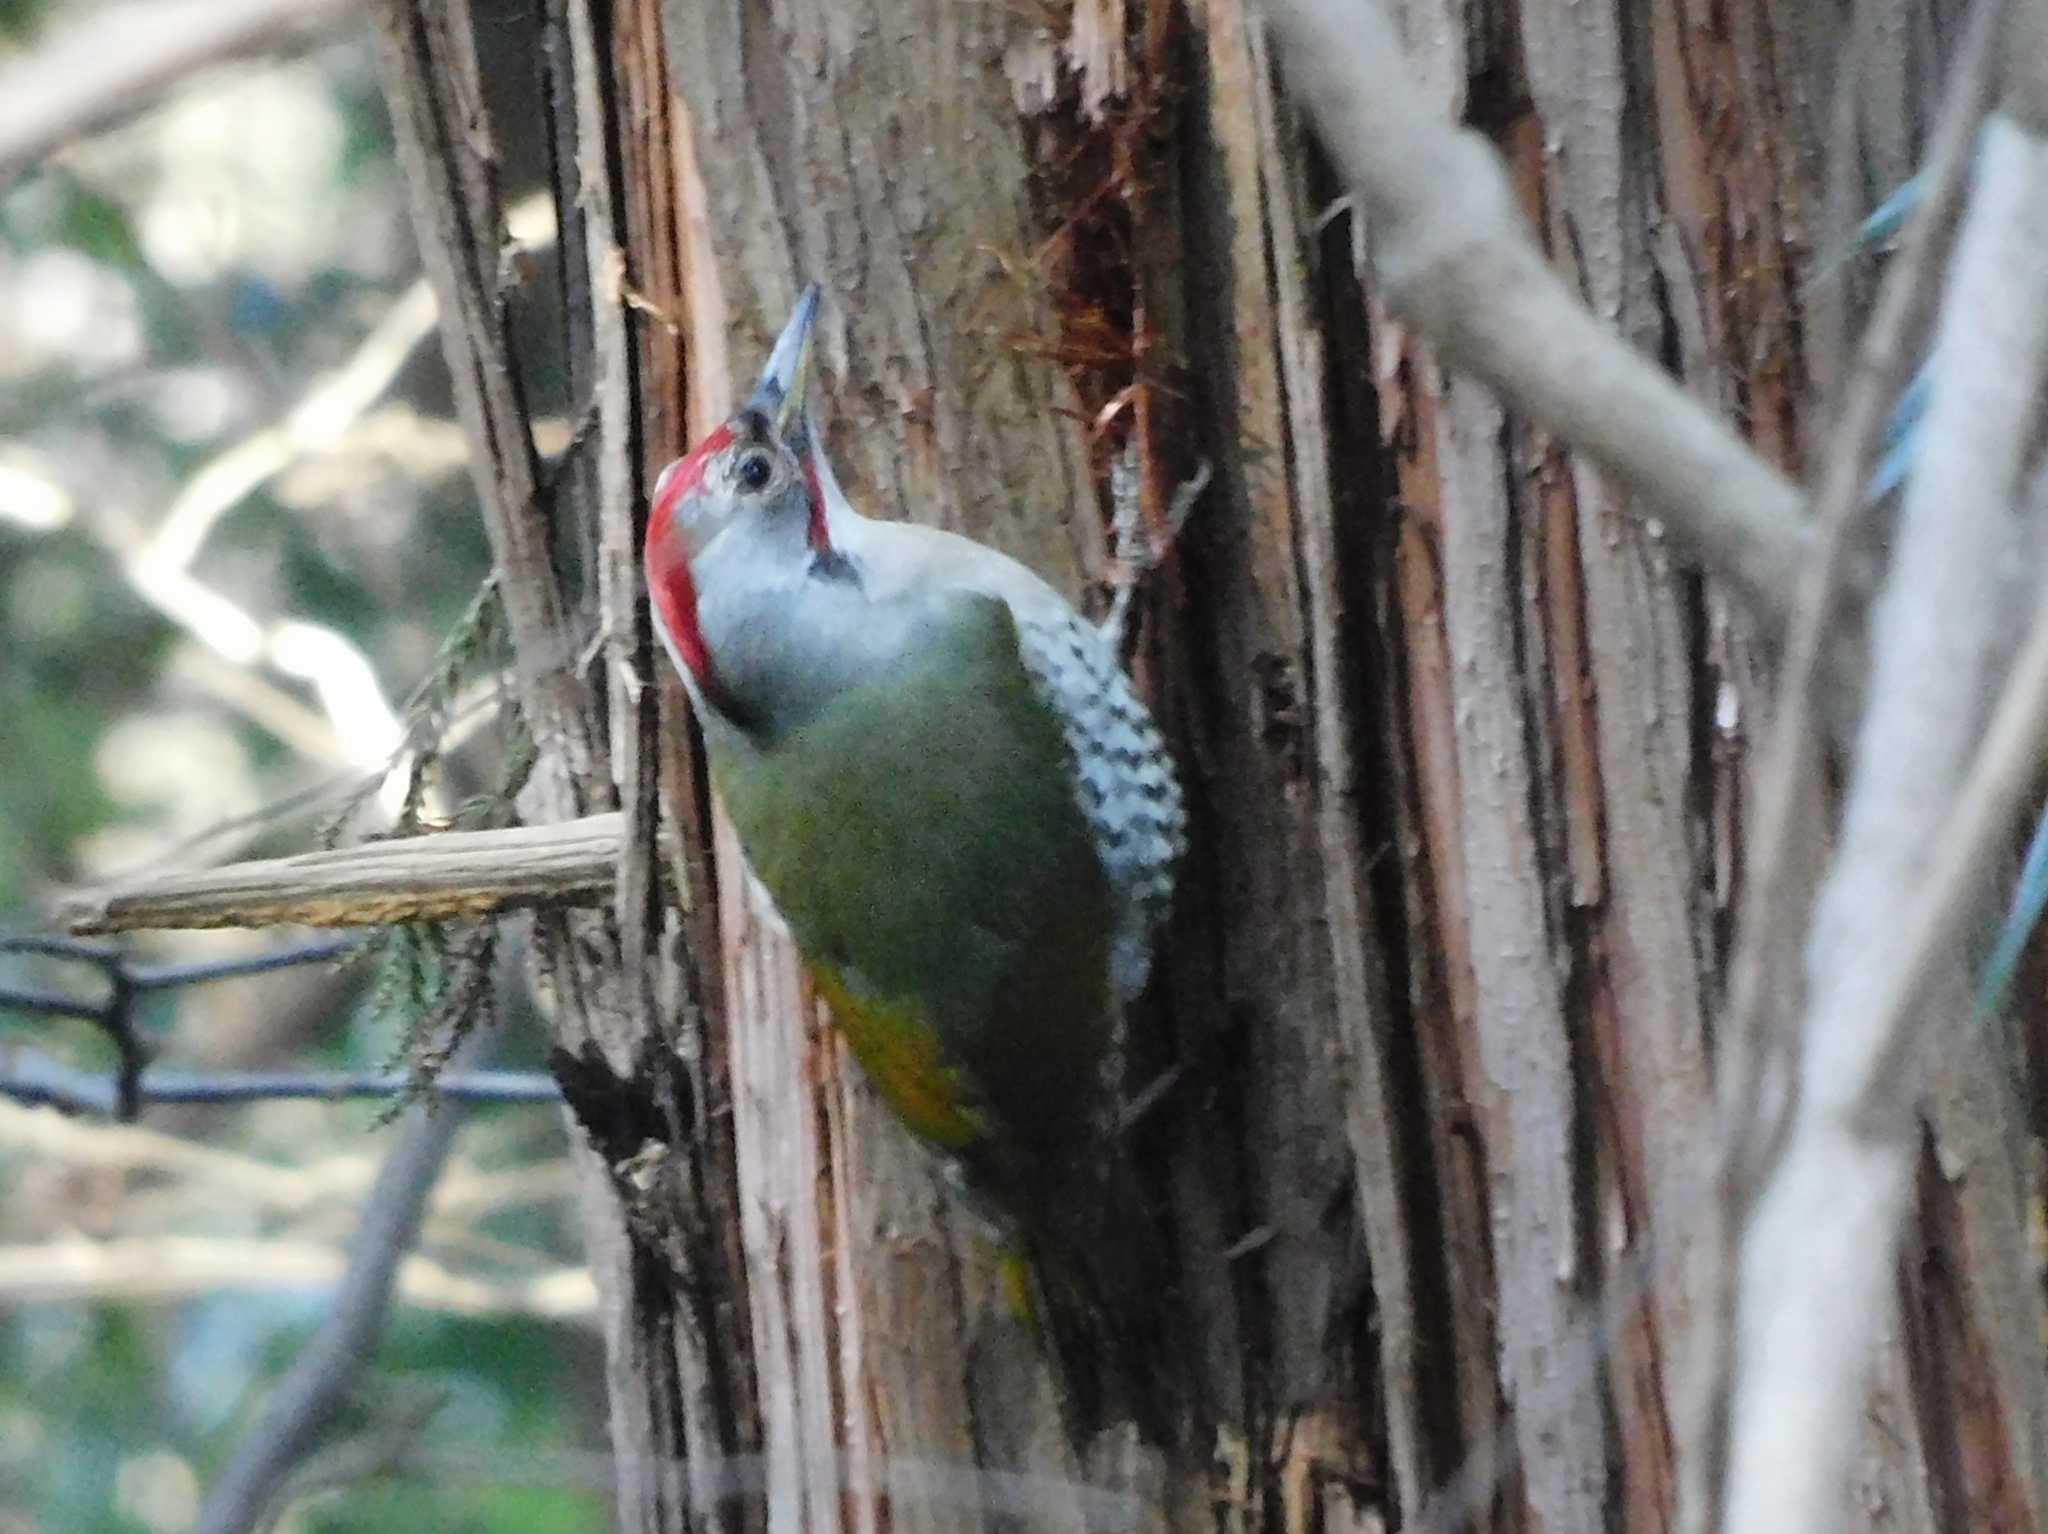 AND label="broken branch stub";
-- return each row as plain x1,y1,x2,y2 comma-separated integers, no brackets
57,814,624,934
